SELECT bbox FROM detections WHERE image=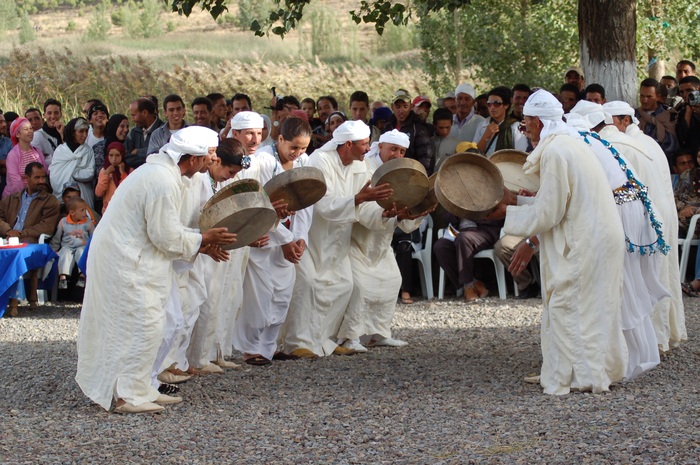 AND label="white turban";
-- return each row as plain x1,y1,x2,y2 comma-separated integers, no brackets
571,100,612,129
603,101,640,125
162,126,219,163
564,113,591,132
378,129,410,148
523,90,580,141
231,111,264,130
319,120,371,151
523,89,564,121
455,83,476,99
